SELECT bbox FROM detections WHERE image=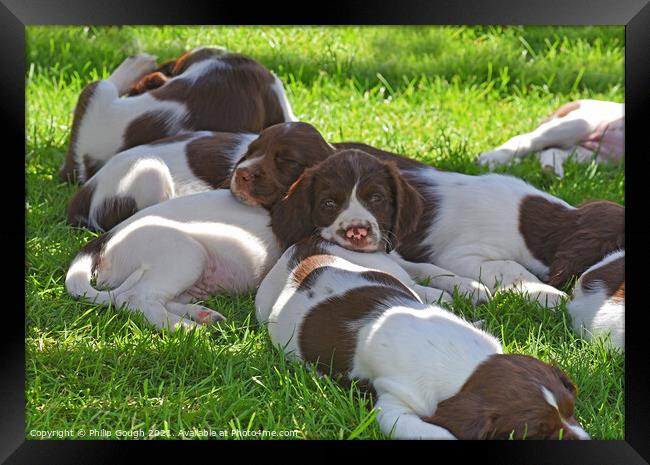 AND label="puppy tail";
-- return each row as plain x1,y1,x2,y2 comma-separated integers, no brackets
65,248,145,305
